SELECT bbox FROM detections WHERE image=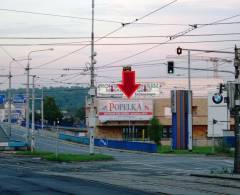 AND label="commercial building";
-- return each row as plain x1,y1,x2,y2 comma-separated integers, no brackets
86,78,232,145
0,94,25,123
